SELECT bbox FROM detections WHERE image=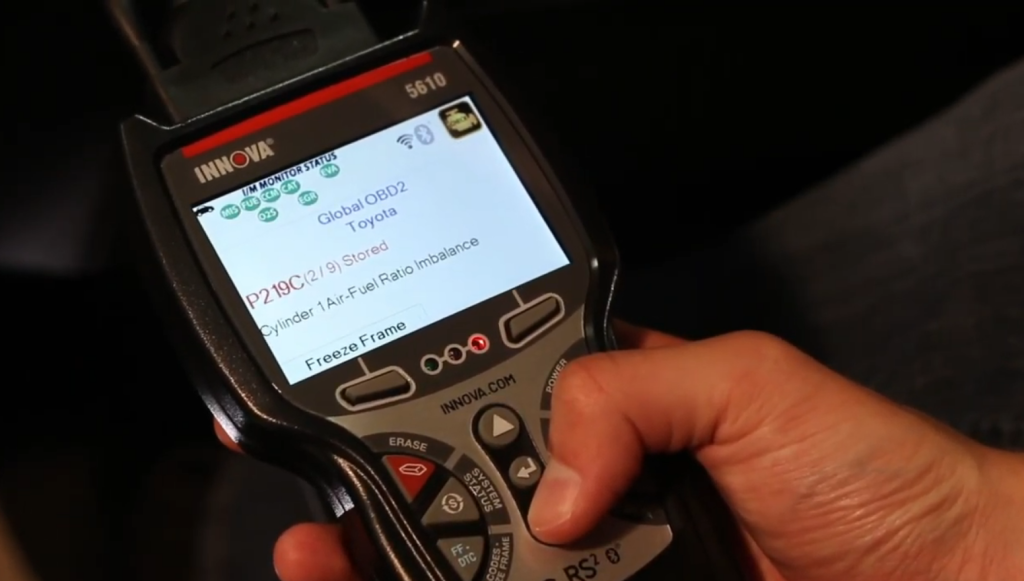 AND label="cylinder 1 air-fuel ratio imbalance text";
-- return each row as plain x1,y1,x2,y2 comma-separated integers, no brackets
111,1,747,579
